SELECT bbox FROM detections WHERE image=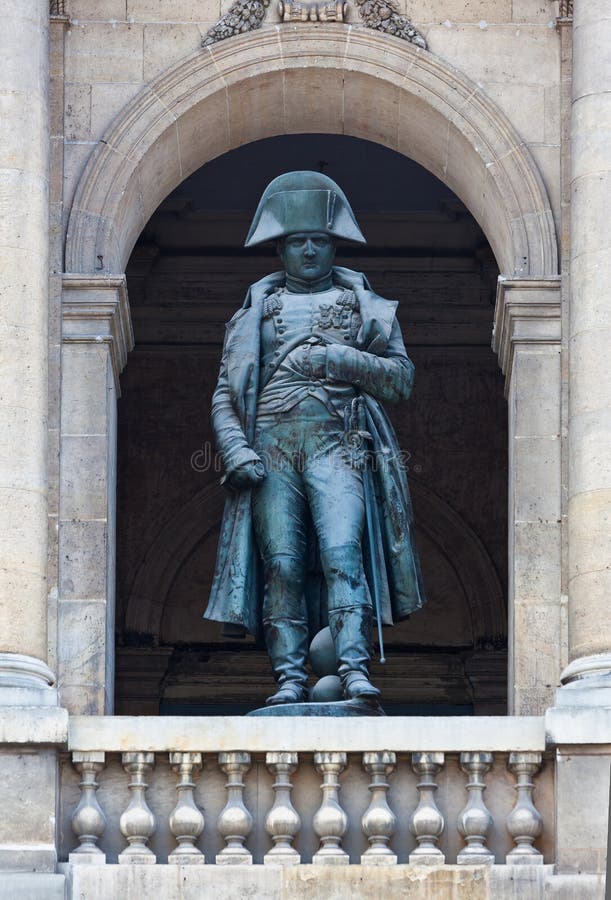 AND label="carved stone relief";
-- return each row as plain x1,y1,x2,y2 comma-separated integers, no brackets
202,0,426,48
279,0,347,23
354,0,426,47
202,0,271,47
